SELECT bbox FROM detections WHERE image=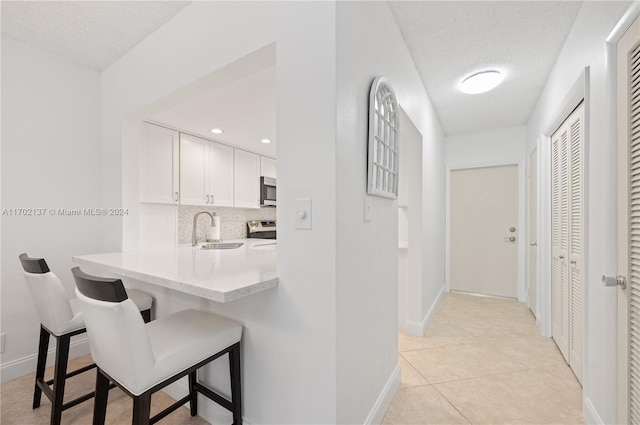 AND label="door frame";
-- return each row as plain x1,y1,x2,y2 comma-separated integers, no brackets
537,69,589,356
445,160,527,302
606,4,640,422
526,144,539,318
